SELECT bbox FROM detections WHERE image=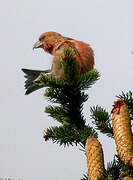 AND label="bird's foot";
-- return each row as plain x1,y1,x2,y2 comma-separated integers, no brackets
34,72,52,83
